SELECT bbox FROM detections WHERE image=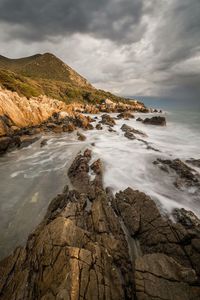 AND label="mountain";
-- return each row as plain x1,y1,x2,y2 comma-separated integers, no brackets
0,53,91,88
0,53,131,105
